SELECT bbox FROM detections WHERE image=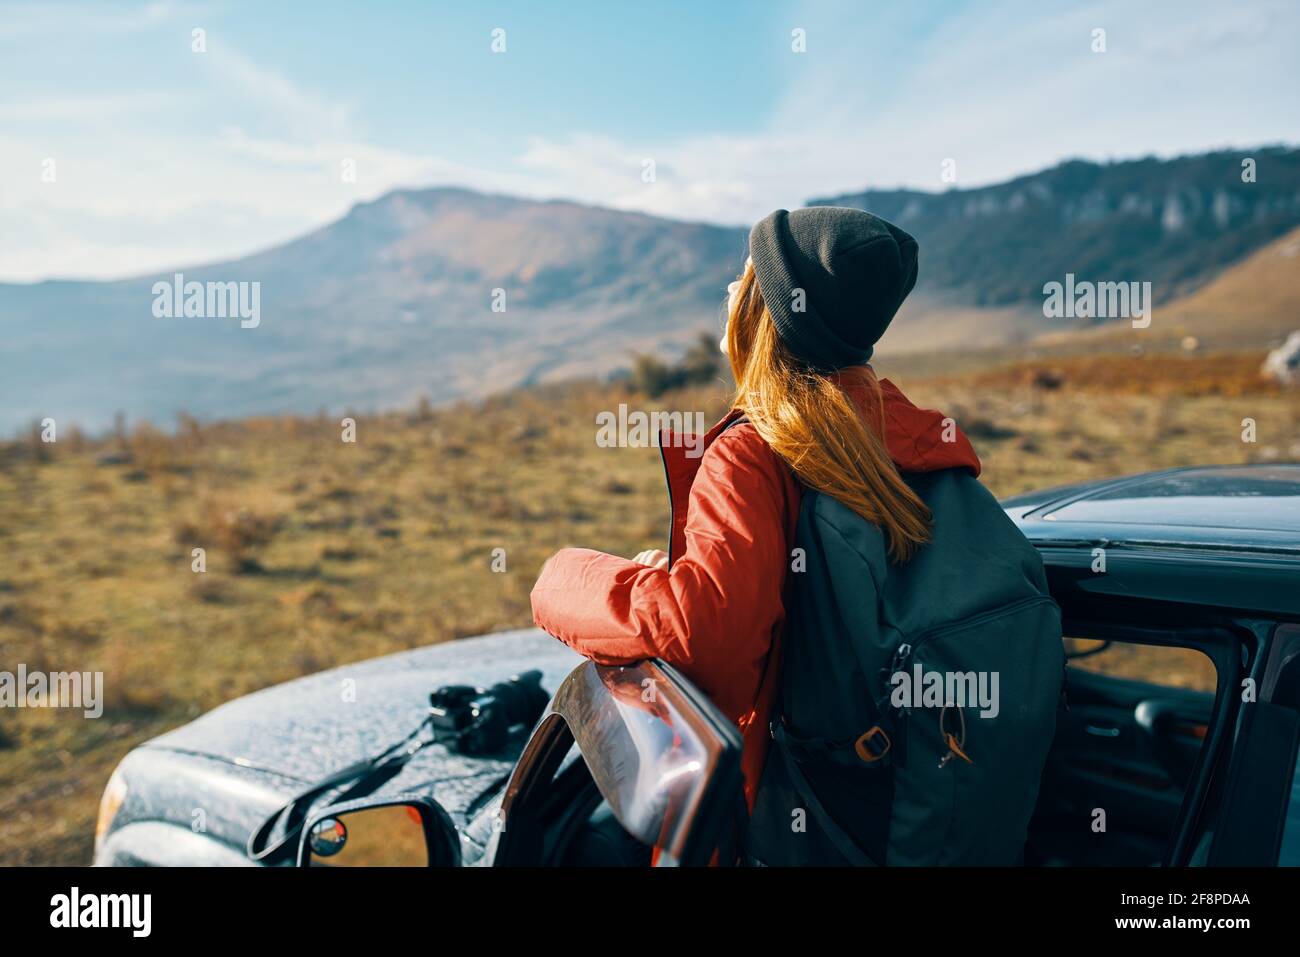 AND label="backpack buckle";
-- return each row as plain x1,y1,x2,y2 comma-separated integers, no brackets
854,726,892,763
